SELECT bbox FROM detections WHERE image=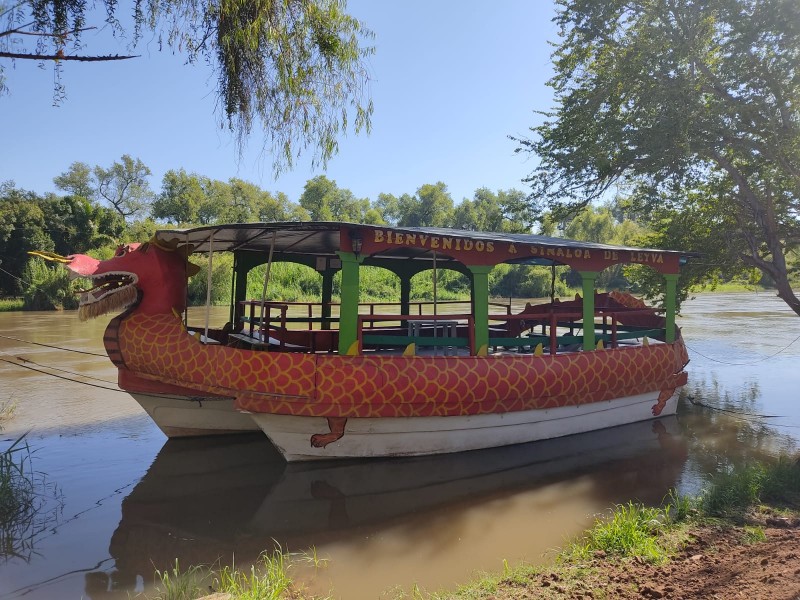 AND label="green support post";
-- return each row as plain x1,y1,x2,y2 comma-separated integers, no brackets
230,254,250,330
337,252,362,354
579,271,598,351
468,266,493,354
321,269,335,329
664,273,678,343
399,275,412,317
